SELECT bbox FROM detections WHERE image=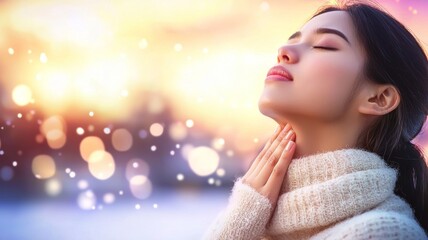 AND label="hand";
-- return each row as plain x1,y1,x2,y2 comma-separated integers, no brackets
241,124,296,206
